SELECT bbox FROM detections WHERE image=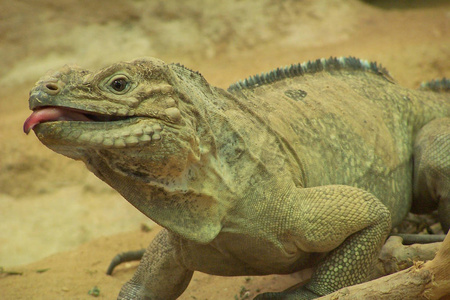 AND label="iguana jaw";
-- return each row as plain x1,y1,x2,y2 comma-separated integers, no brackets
23,106,129,134
23,105,165,150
